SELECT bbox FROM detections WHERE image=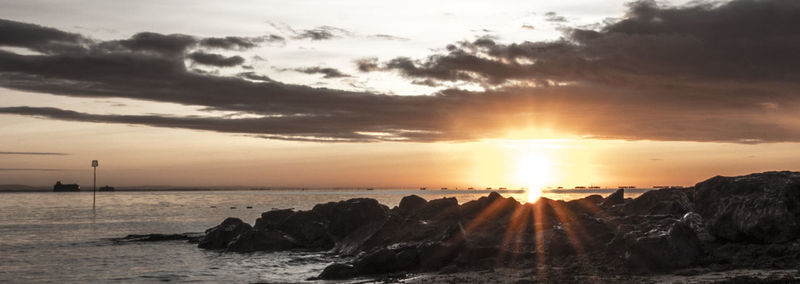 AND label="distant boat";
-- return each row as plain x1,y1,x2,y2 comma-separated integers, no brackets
498,187,507,190
53,181,80,192
467,187,474,190
419,187,426,190
440,187,448,190
485,187,492,190
618,186,636,189
575,186,587,189
366,188,374,191
557,186,564,189
588,186,600,189
99,185,115,192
